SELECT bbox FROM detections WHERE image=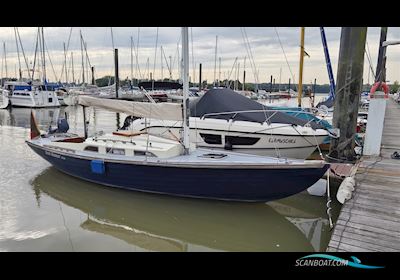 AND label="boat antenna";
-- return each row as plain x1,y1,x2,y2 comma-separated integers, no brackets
182,27,190,154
